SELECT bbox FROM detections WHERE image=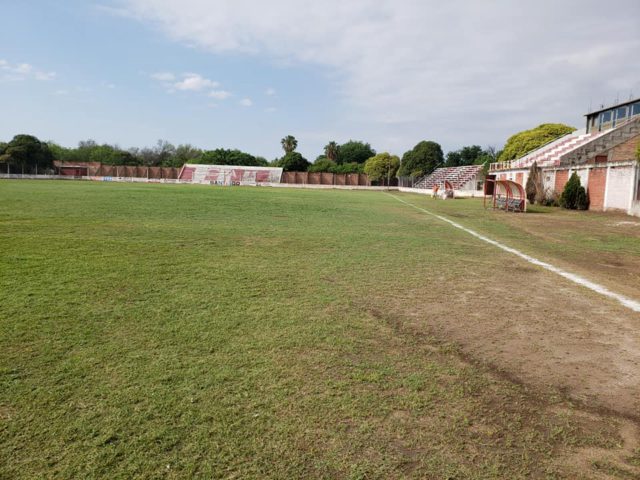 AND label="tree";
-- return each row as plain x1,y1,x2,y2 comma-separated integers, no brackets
398,141,444,177
196,148,265,167
112,150,138,166
137,147,159,166
445,150,462,167
281,135,298,154
560,172,589,210
364,152,400,184
525,161,543,204
172,144,202,167
336,140,375,165
332,162,364,174
0,134,53,170
324,141,339,162
473,146,500,176
636,143,640,164
446,145,484,167
48,142,77,163
78,139,97,150
308,157,337,173
274,151,309,172
154,140,176,166
498,124,576,162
